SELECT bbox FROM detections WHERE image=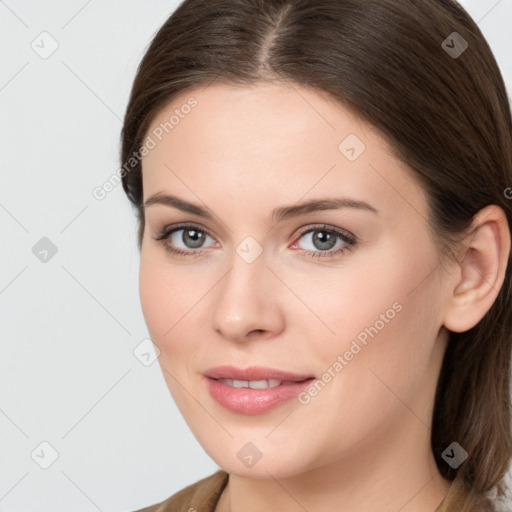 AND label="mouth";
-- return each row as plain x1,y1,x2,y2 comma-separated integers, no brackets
203,365,316,415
